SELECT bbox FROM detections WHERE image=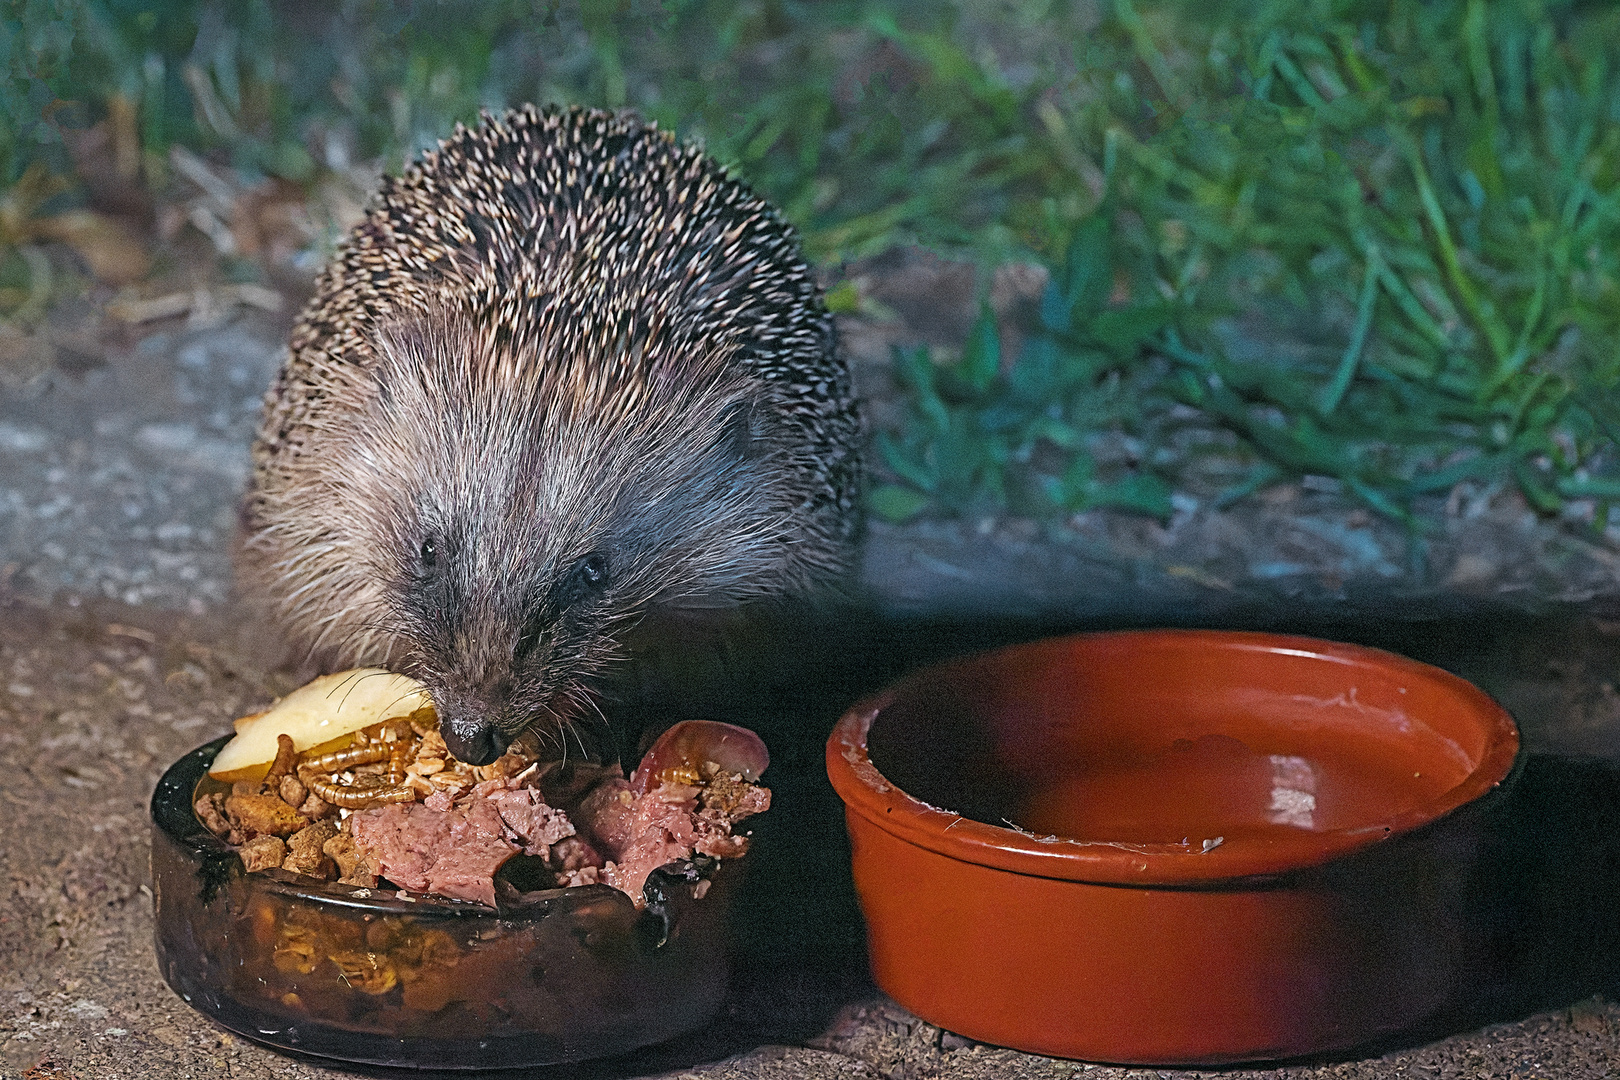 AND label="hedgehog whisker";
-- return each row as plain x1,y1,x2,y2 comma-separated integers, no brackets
331,668,401,710
549,684,609,766
377,688,426,718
